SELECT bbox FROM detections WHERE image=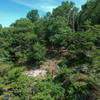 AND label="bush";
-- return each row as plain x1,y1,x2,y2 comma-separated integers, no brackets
67,82,90,100
11,96,20,100
32,81,65,100
11,75,35,100
27,42,47,64
7,68,22,82
11,75,65,100
15,52,27,66
0,84,3,95
0,64,12,76
0,77,4,84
